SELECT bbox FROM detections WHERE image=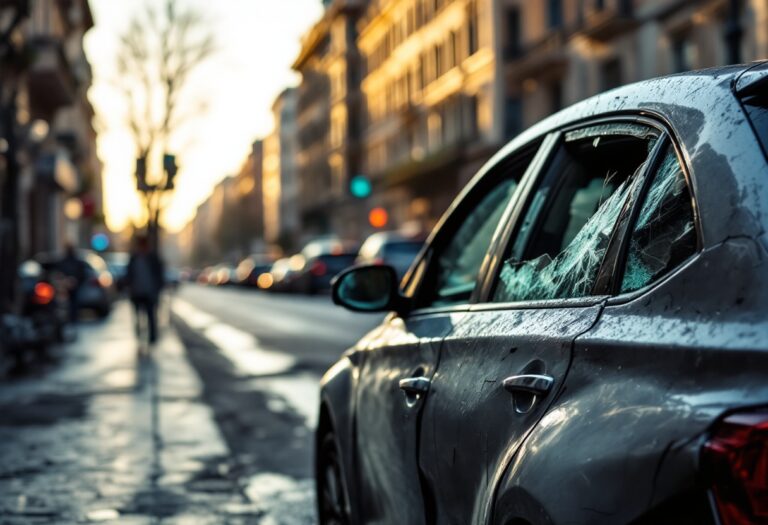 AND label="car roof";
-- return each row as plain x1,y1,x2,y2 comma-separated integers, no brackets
473,62,768,249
